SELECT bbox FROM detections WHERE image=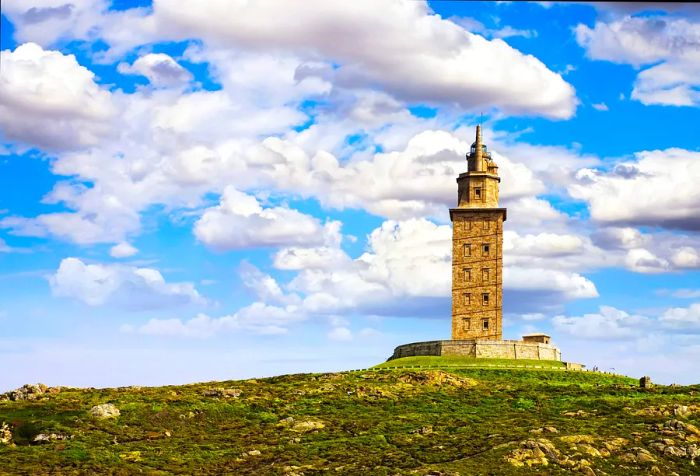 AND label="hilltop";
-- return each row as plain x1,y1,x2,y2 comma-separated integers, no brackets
1,357,699,475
